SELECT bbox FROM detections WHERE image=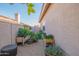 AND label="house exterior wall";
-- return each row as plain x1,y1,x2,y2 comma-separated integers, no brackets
41,3,79,56
32,25,40,32
0,21,23,49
